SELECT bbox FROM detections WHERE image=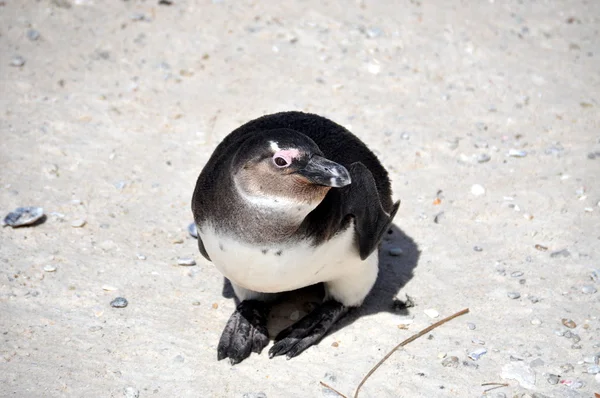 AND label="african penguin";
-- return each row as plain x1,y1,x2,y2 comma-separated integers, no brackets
192,111,400,364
